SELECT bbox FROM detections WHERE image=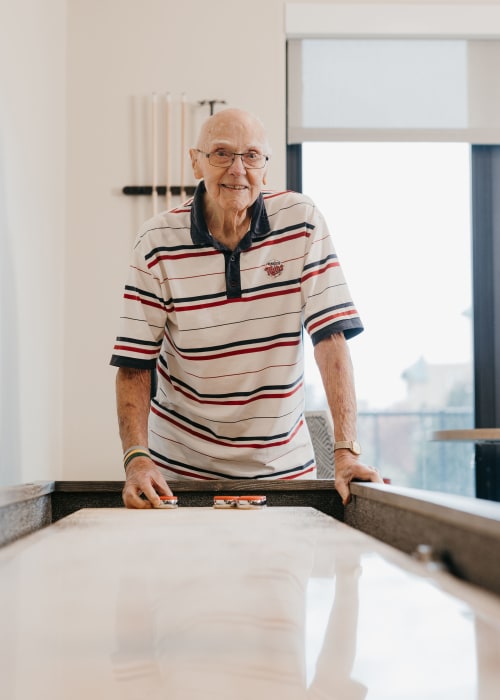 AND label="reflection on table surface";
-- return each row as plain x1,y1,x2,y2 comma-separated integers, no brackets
1,507,500,699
